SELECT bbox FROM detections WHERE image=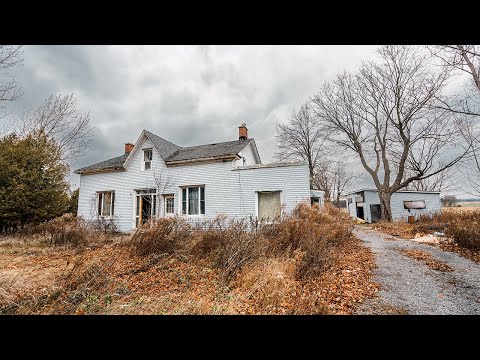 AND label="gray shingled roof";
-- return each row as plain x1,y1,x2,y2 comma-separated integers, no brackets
144,130,181,159
74,131,253,173
165,139,253,163
75,154,128,174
